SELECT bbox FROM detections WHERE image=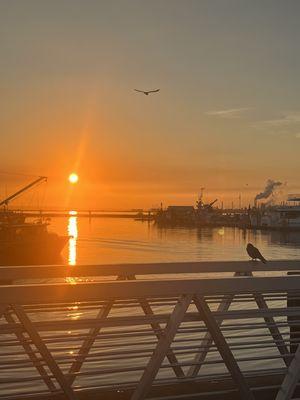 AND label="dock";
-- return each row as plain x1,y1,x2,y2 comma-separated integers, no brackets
1,260,300,399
